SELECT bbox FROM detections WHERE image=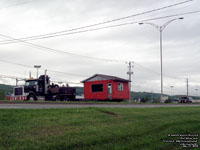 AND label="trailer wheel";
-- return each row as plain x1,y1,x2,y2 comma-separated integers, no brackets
28,95,37,101
54,96,60,101
63,96,69,101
